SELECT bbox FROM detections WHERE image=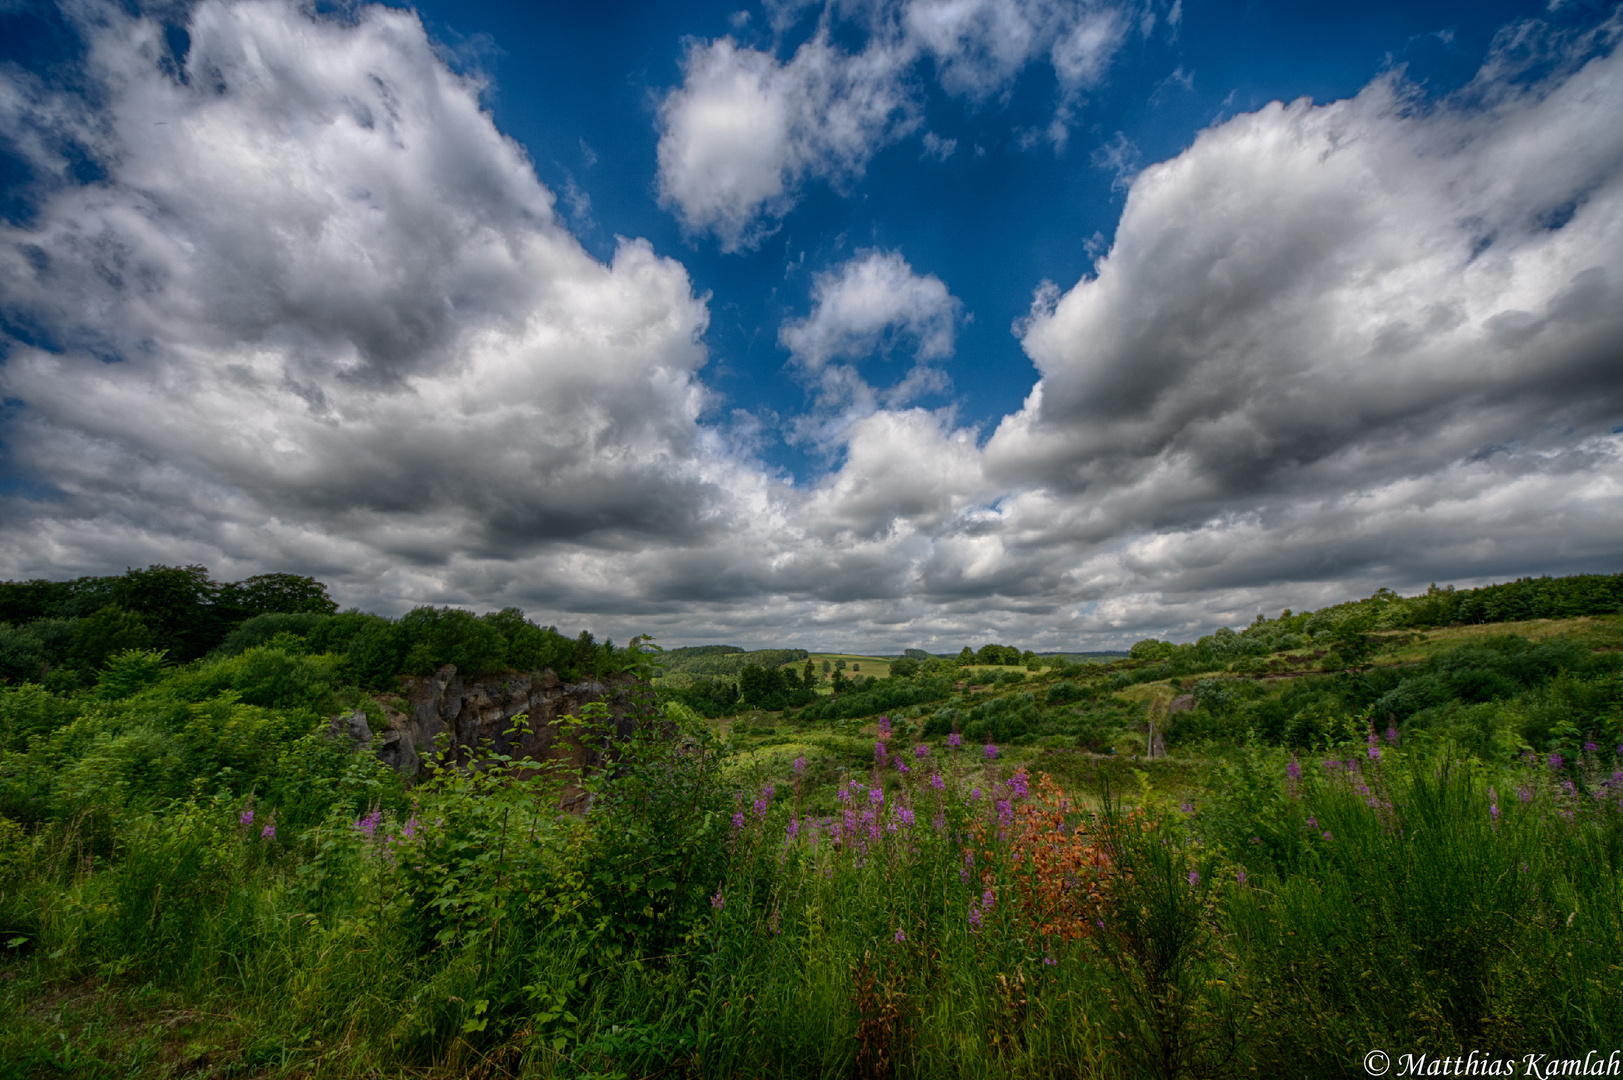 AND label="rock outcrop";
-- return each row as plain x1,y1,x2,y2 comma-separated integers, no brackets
331,665,646,803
